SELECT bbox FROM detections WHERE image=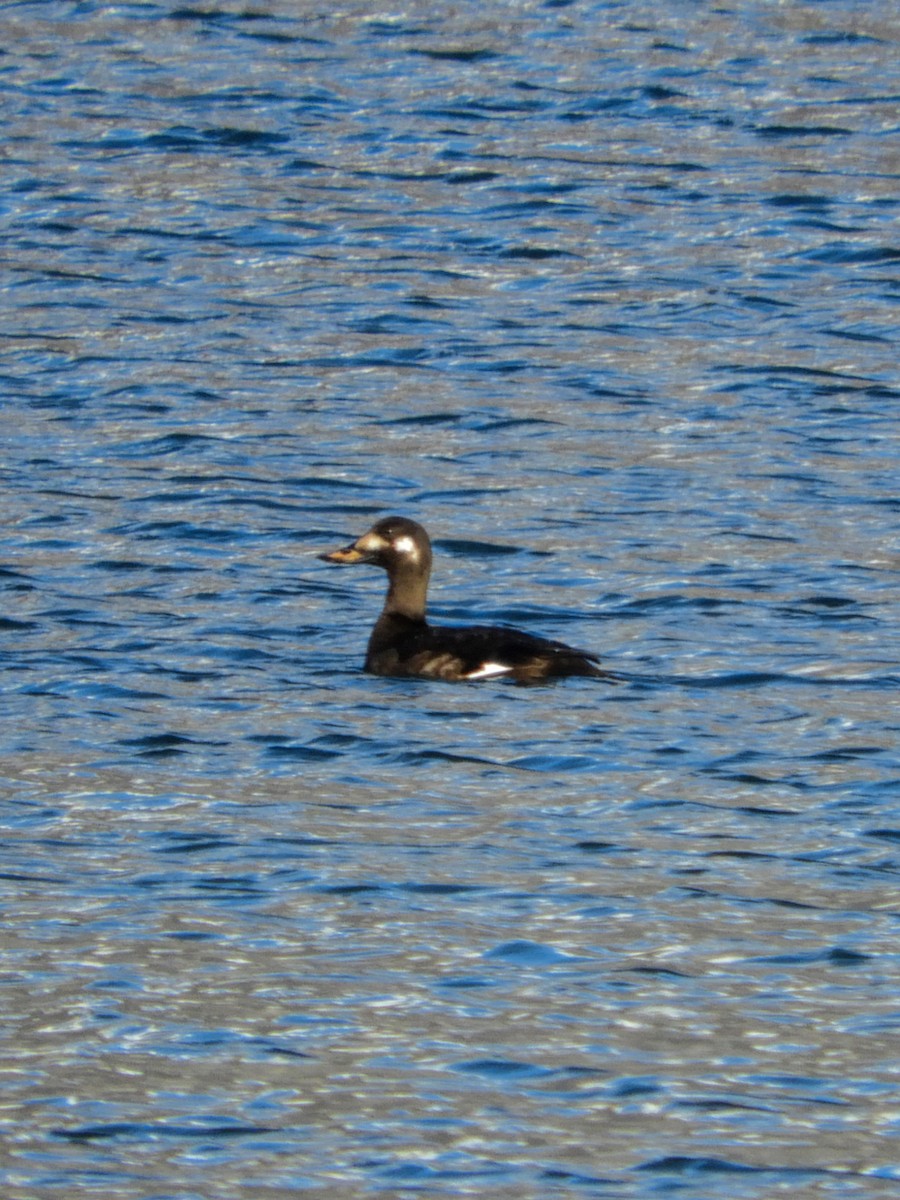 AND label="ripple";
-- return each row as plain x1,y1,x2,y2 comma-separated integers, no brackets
3,5,899,1198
